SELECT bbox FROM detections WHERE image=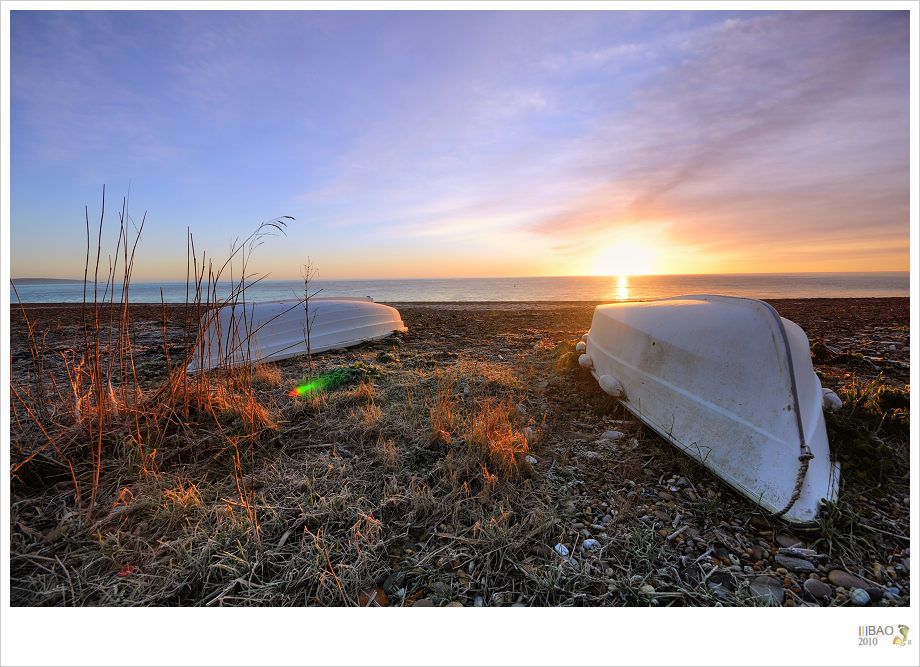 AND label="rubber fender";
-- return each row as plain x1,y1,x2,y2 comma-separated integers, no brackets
822,387,843,412
598,374,624,398
578,353,593,369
